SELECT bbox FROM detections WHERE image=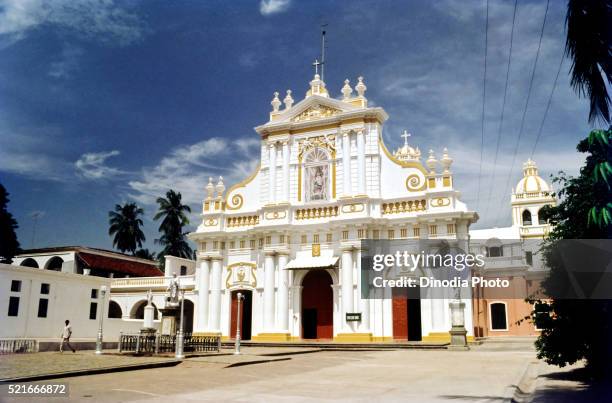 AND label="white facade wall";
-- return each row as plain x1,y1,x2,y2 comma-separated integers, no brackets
0,264,160,341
